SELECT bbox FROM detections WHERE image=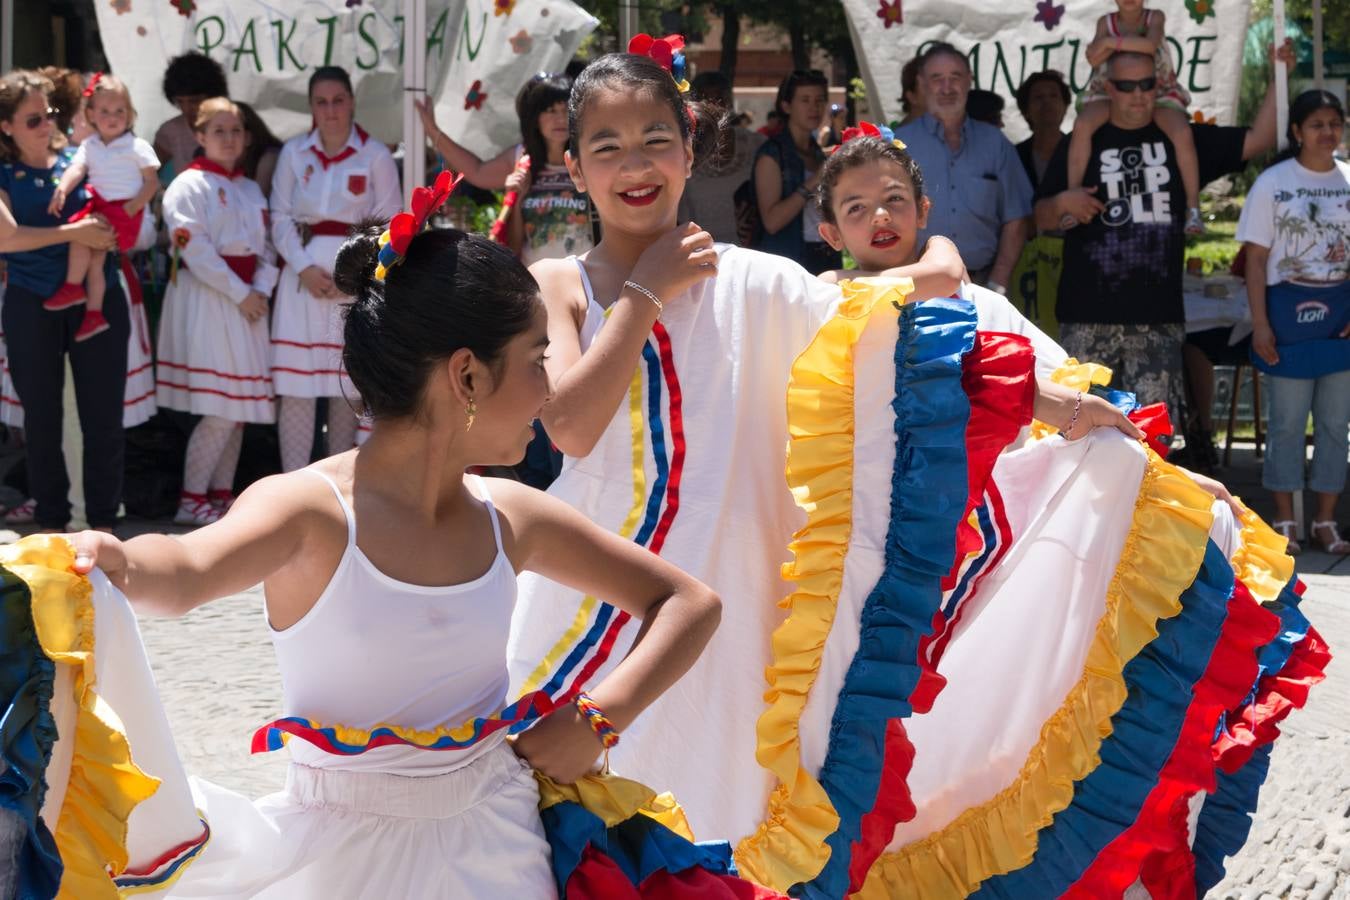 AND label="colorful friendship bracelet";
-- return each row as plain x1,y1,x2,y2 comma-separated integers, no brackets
573,691,620,749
